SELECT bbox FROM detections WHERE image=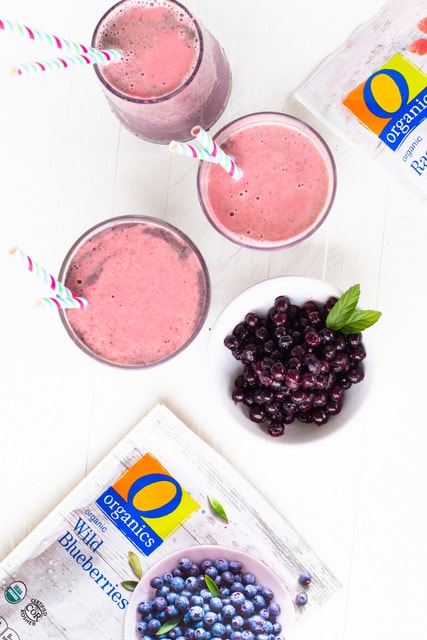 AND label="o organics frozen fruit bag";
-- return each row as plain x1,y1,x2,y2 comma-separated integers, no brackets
296,0,427,199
